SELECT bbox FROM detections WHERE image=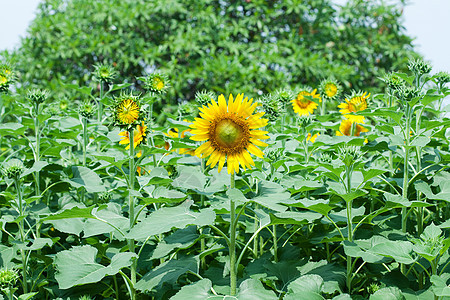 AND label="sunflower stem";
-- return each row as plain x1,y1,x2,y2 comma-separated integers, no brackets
97,81,104,152
229,172,237,296
345,164,353,294
14,177,28,294
33,102,41,200
128,128,137,300
200,157,206,269
321,97,326,116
